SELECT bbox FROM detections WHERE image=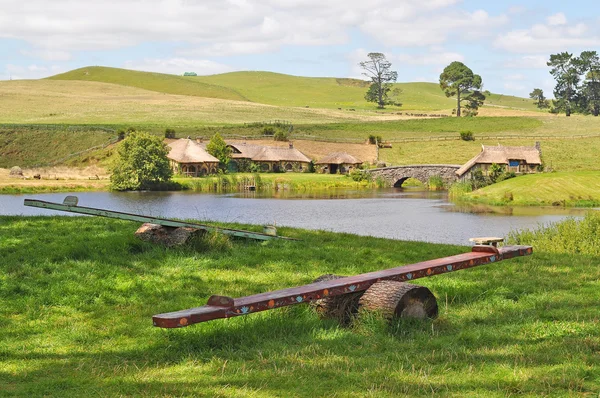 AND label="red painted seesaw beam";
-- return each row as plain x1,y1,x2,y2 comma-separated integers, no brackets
152,245,533,328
